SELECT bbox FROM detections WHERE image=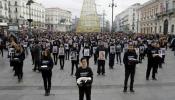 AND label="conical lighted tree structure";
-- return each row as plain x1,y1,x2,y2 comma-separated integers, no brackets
76,0,100,32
